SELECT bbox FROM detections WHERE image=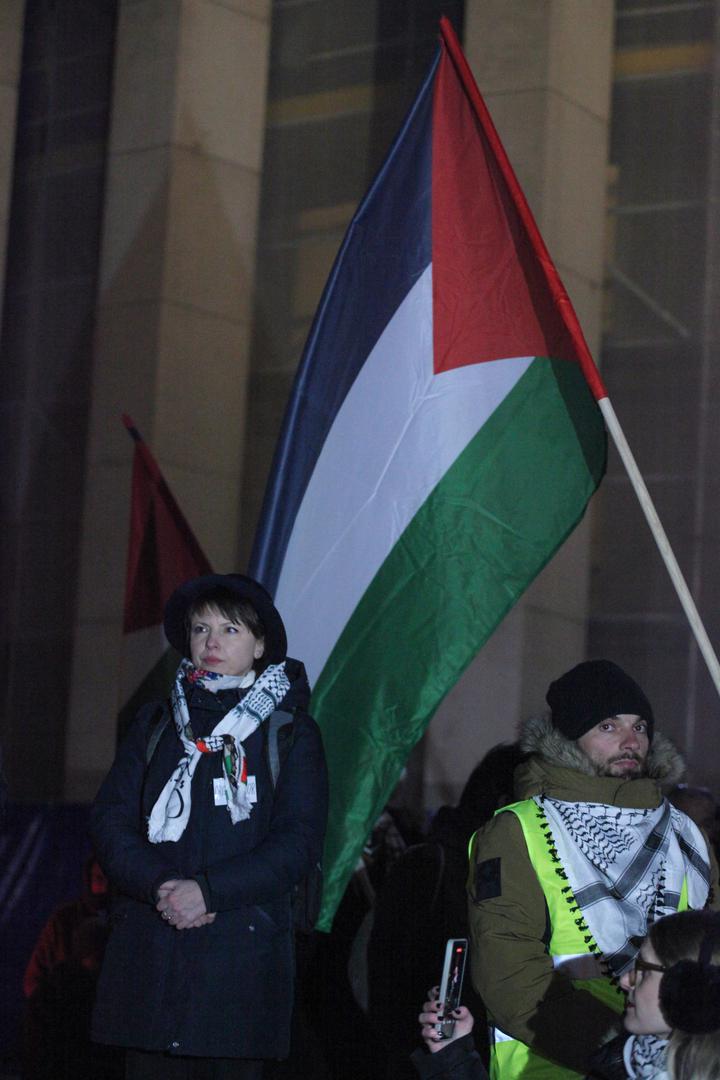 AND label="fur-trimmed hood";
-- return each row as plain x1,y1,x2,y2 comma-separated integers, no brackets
513,713,686,805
